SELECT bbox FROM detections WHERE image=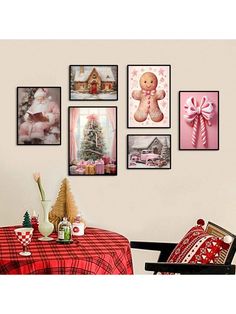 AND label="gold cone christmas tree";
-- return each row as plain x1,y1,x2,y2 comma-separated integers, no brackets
49,178,78,231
